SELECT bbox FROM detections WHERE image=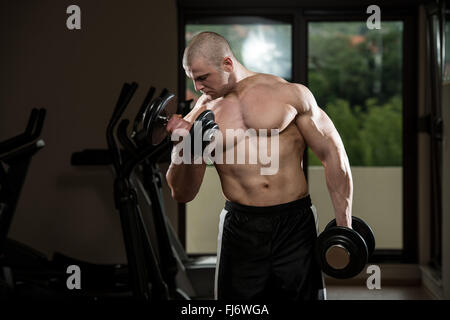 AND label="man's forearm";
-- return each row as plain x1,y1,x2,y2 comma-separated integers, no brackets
322,149,353,228
166,161,206,203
